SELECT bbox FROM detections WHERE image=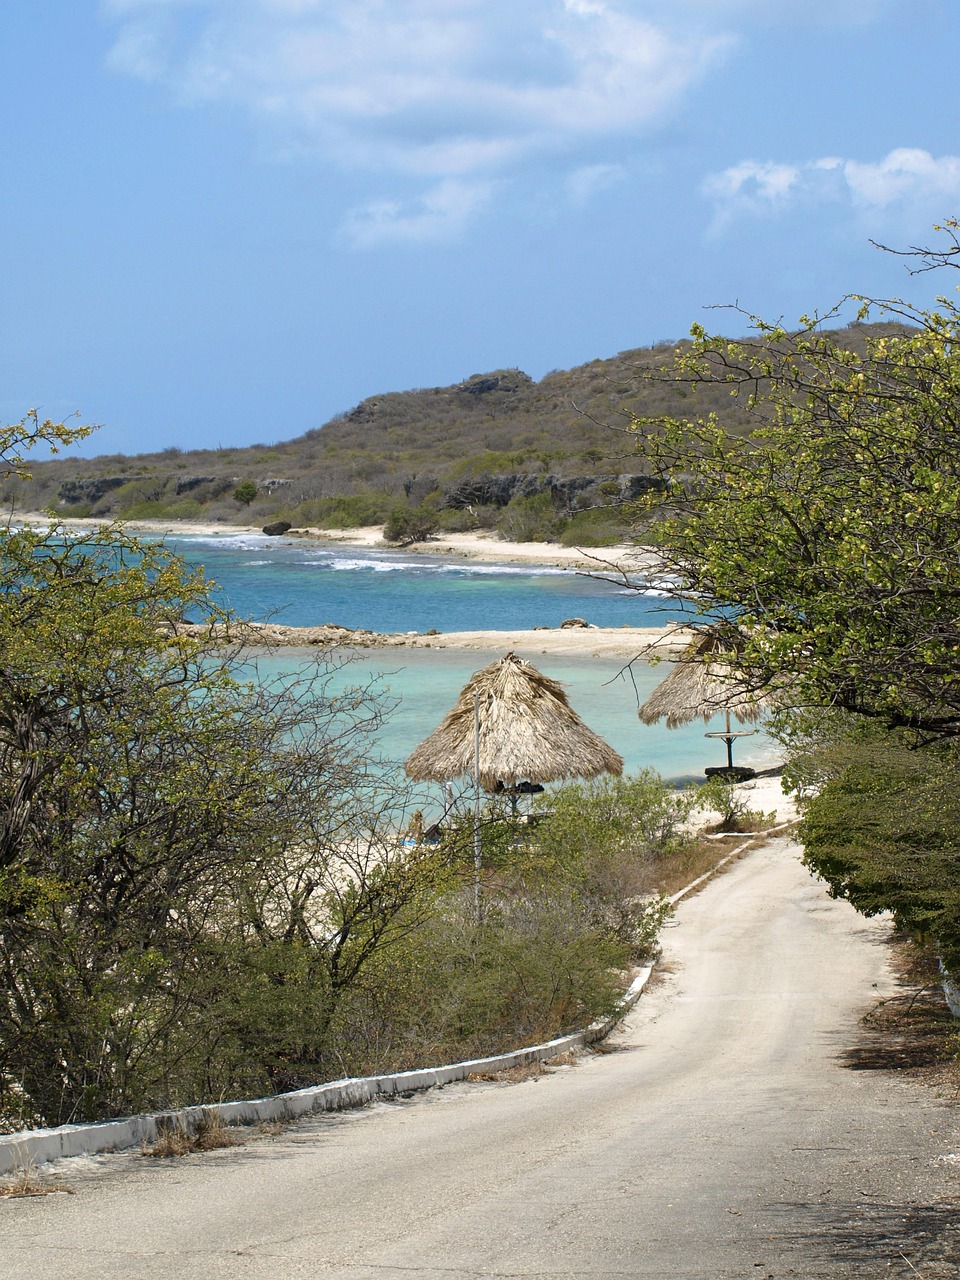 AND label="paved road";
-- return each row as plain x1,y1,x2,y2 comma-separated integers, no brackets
3,837,959,1279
